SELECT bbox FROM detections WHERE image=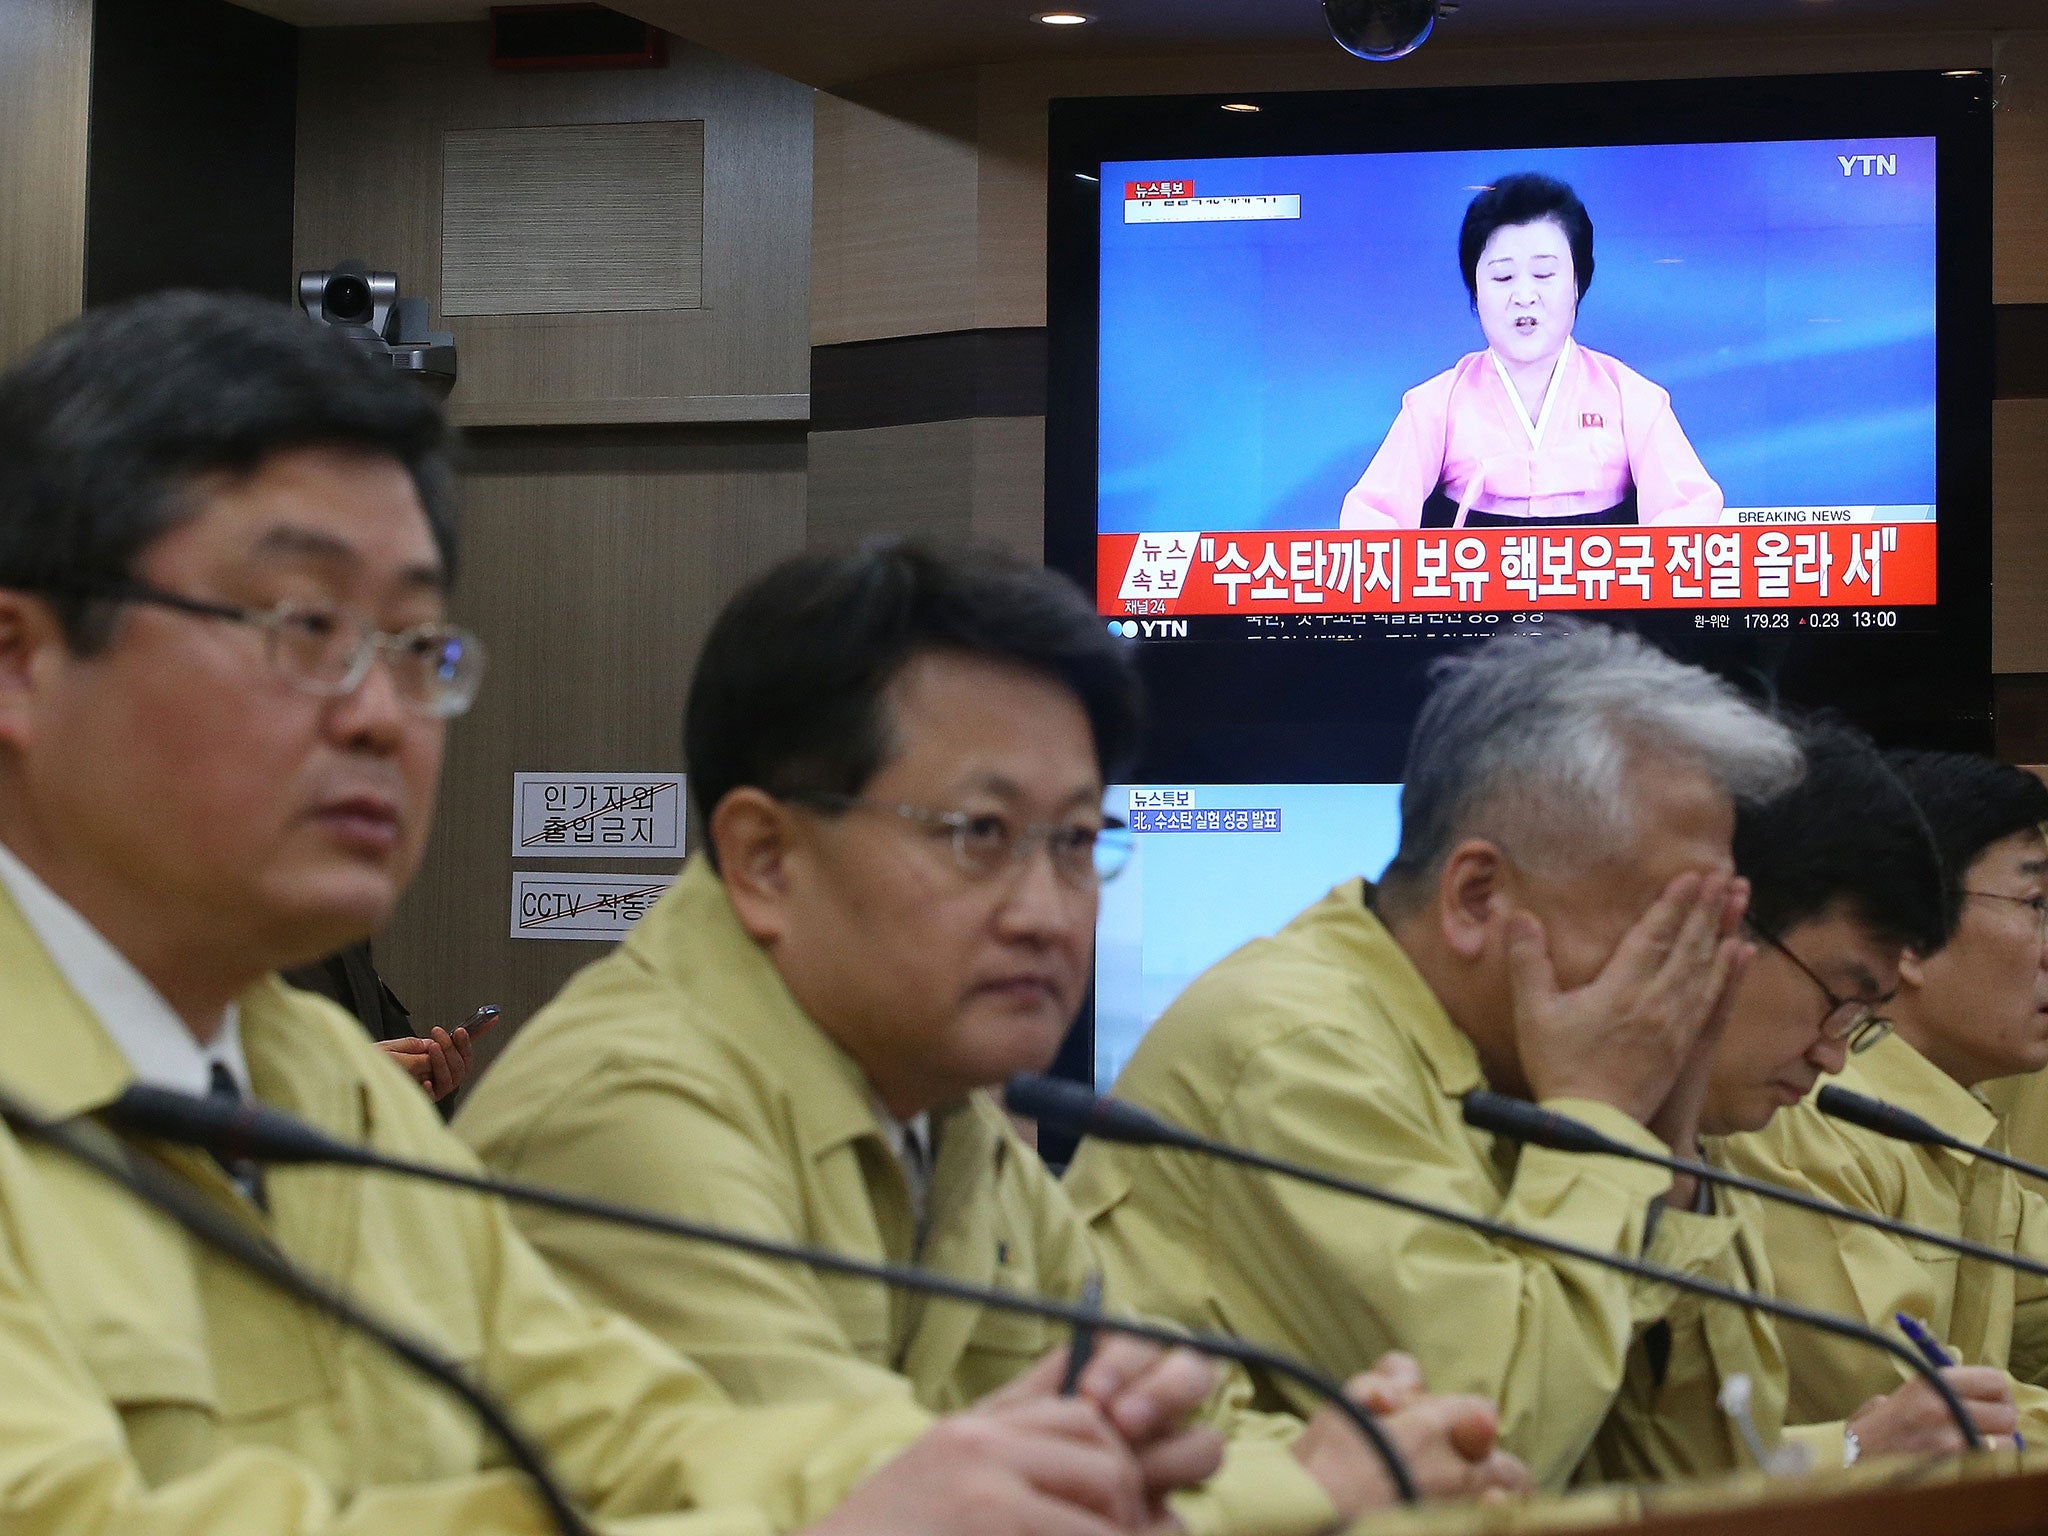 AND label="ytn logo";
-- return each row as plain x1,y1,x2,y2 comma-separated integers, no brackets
1109,619,1189,640
1839,153,1897,176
